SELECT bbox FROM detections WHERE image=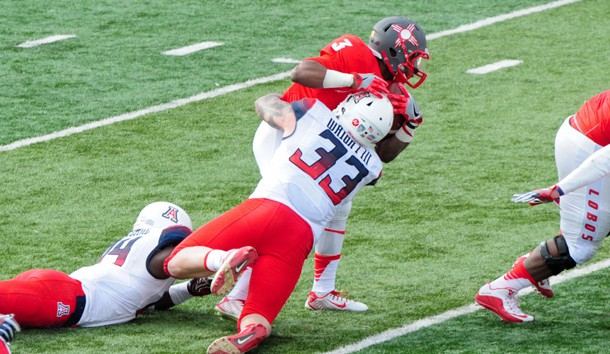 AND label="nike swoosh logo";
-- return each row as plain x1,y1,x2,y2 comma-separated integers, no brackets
328,300,347,309
235,259,248,274
235,333,255,345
